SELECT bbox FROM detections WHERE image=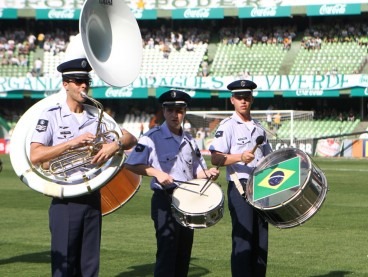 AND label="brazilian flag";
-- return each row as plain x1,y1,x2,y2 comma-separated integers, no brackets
253,156,300,201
